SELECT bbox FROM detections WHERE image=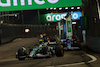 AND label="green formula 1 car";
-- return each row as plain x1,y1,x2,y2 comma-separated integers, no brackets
16,42,64,60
